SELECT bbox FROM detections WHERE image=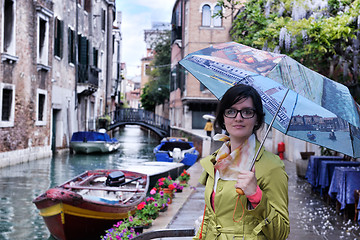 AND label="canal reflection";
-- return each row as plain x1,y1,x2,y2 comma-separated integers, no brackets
0,125,160,240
